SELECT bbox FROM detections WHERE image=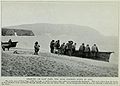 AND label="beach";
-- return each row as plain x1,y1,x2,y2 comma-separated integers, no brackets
1,48,118,77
